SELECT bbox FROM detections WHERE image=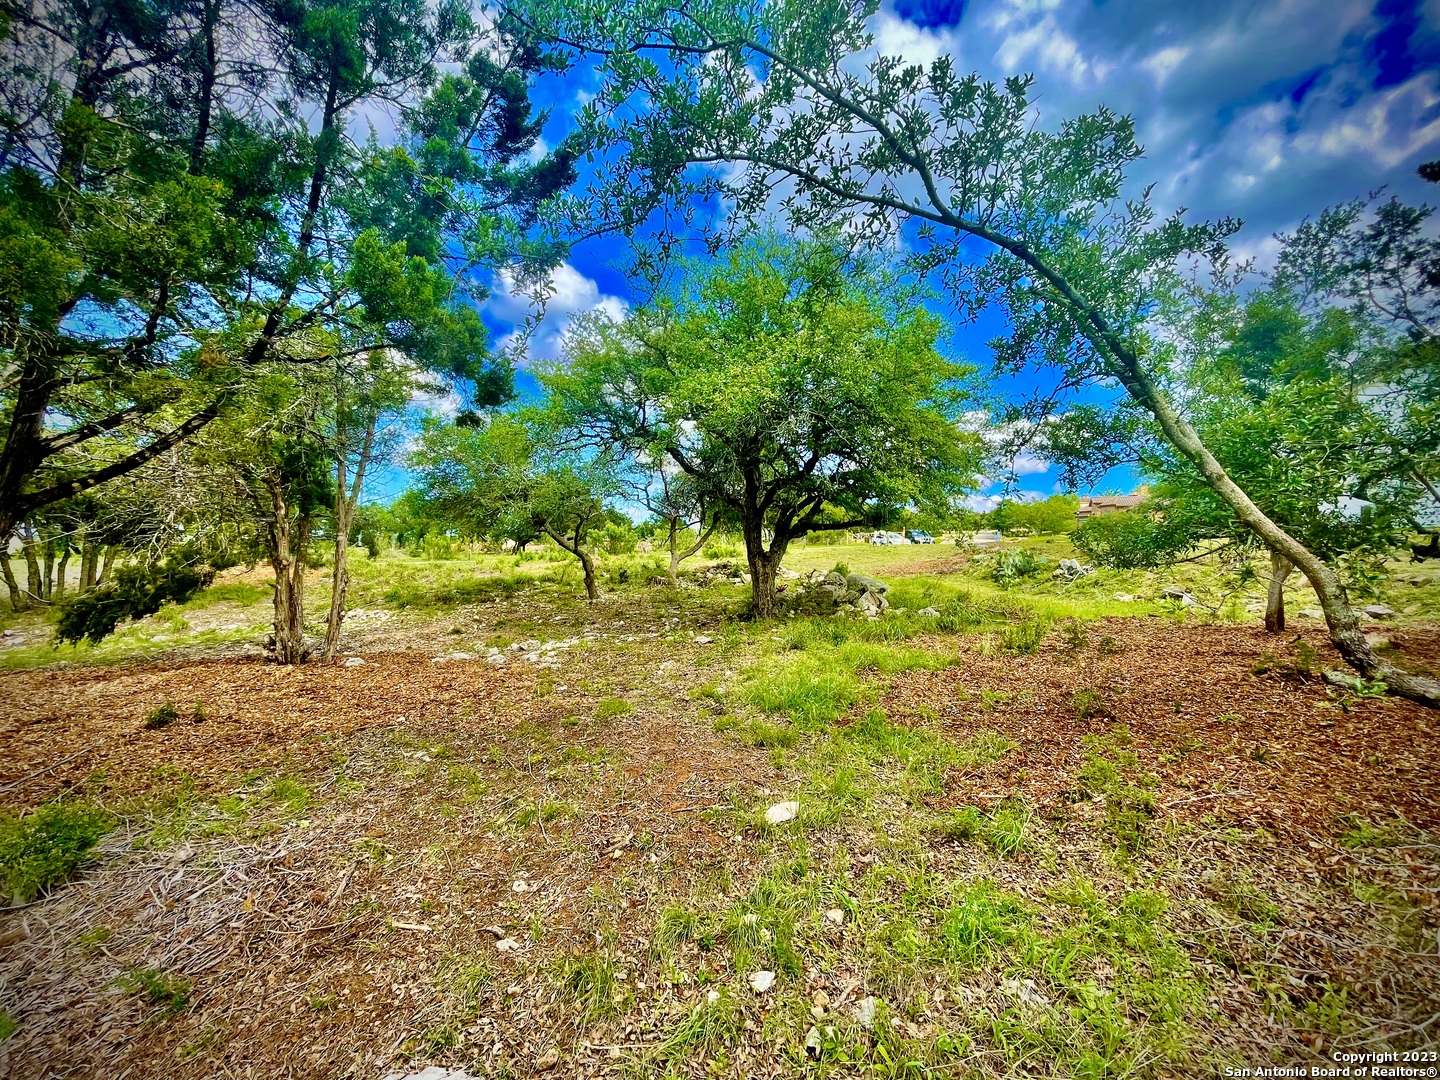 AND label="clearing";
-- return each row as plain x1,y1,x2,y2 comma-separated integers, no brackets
1,538,1437,1078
